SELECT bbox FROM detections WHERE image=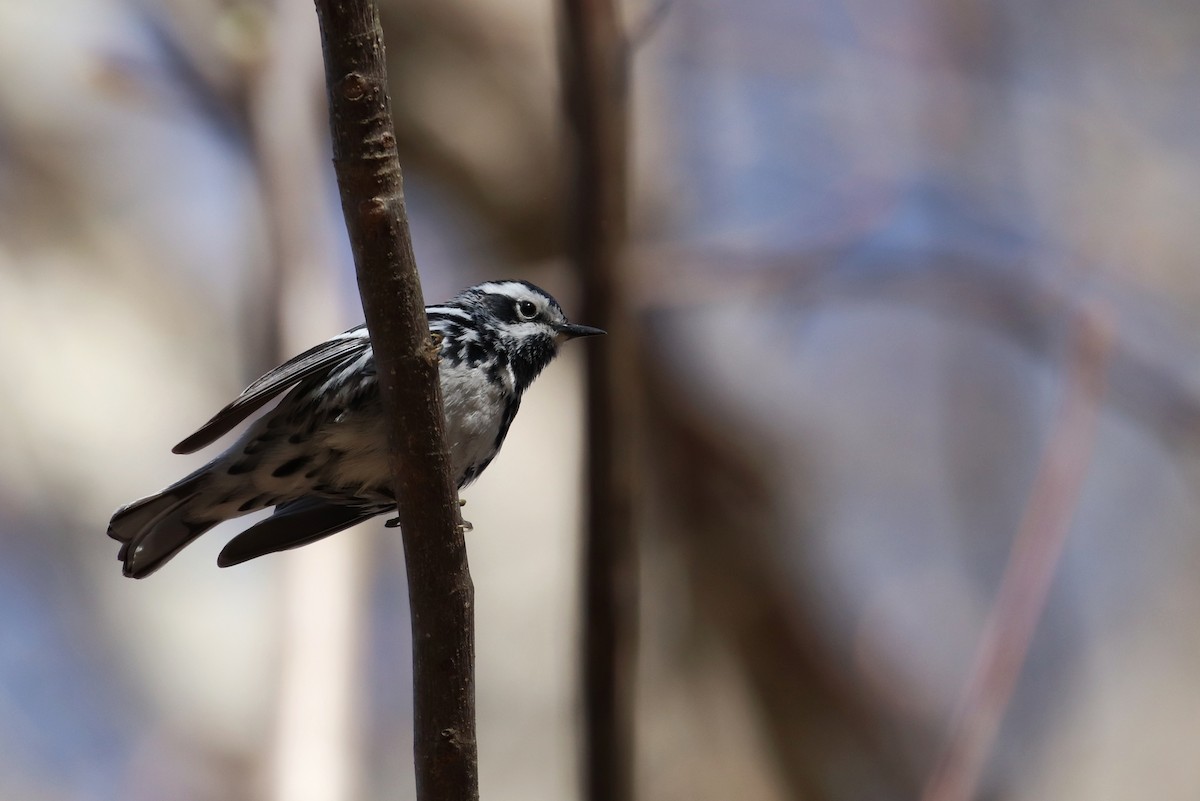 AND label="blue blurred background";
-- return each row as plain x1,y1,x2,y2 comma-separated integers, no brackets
3,0,1200,799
